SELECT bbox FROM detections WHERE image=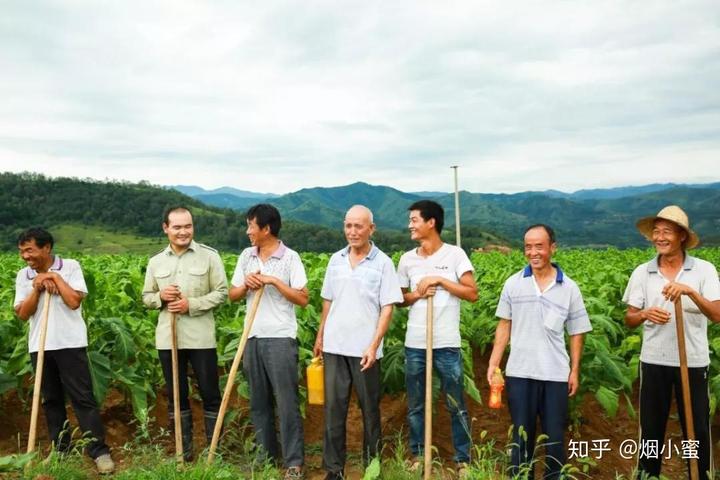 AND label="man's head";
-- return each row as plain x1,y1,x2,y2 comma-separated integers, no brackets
162,206,194,251
407,200,444,241
246,204,281,247
344,205,375,250
635,205,698,253
523,224,556,271
17,227,54,270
